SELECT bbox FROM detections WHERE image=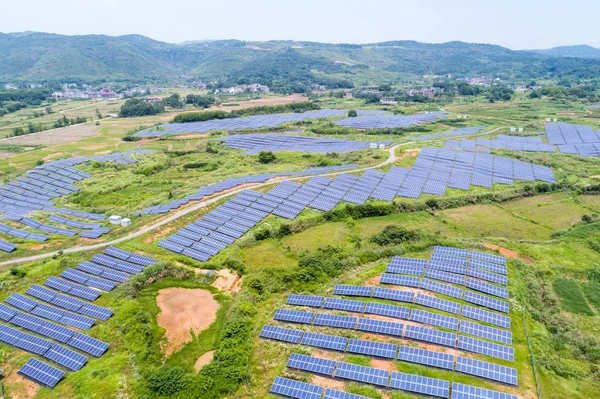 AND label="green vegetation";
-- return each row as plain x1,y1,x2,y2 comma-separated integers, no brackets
119,98,165,117
552,278,595,315
171,101,319,123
